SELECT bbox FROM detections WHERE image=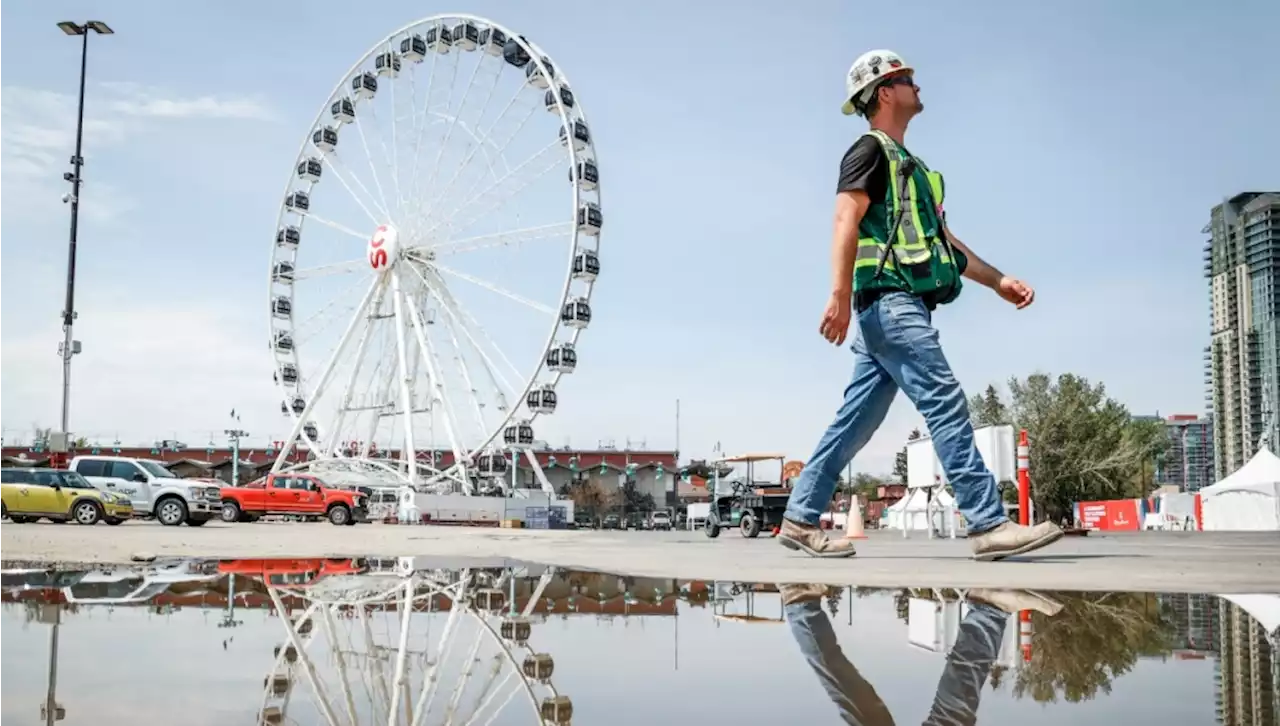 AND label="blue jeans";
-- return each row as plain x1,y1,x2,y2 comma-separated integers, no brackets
785,597,1008,726
784,291,1007,534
